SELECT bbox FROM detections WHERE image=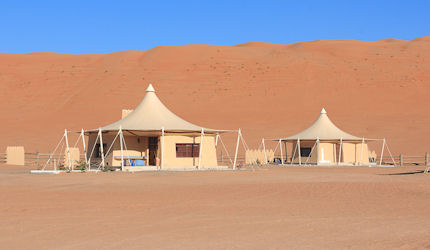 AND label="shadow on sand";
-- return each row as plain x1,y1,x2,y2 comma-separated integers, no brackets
378,170,425,176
